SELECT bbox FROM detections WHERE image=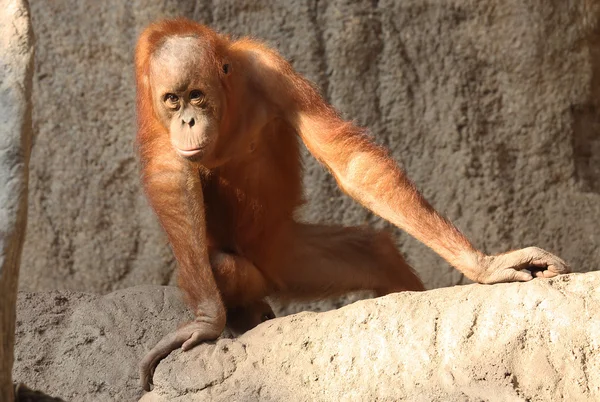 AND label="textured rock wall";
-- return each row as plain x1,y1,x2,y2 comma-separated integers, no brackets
12,272,600,401
21,0,600,293
0,0,34,399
